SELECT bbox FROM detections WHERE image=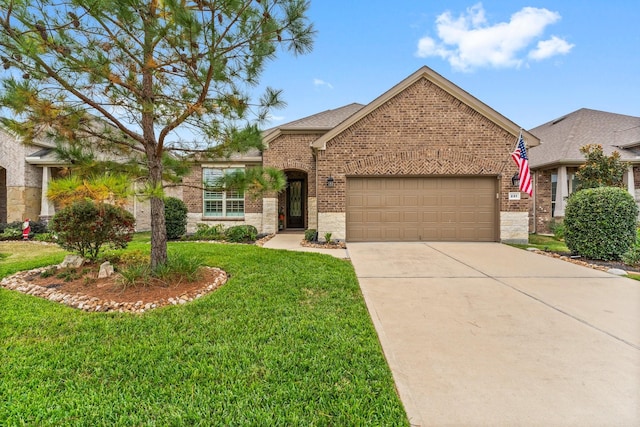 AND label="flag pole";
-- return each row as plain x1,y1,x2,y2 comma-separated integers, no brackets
511,128,523,153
